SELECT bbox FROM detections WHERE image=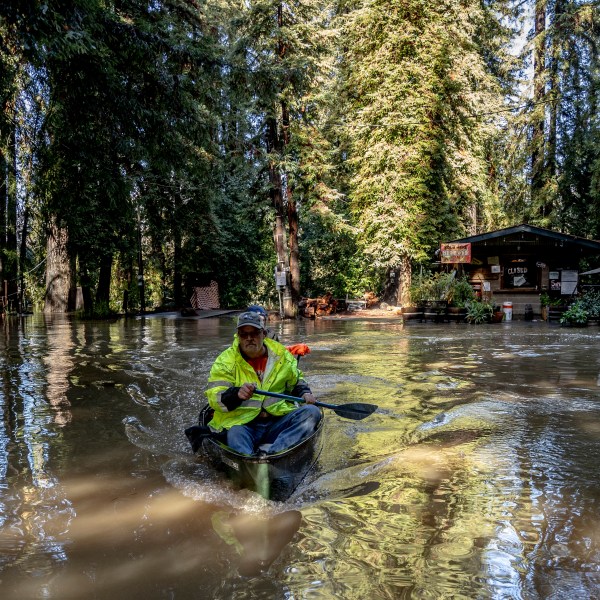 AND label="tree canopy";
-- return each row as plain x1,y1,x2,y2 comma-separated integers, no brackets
1,0,599,314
